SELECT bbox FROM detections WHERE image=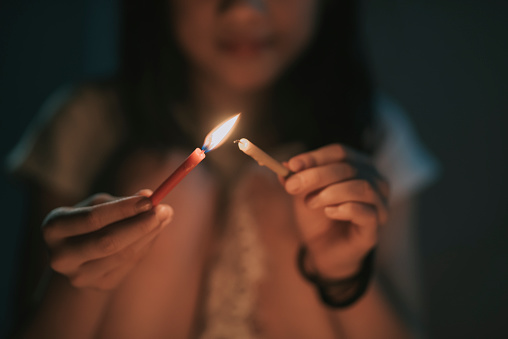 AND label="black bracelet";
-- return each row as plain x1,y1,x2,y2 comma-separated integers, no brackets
297,246,375,308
